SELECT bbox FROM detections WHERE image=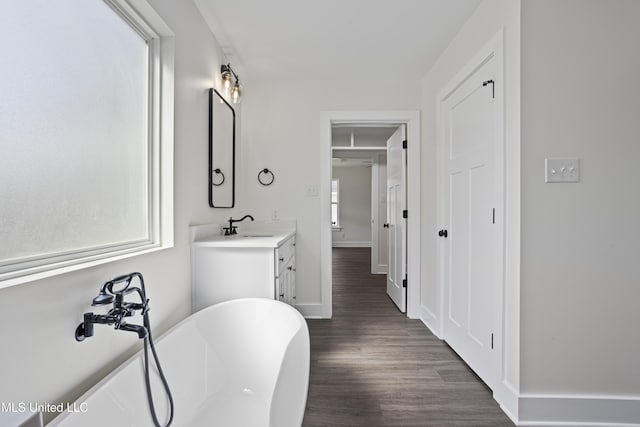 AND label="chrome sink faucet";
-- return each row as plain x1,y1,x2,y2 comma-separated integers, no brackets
223,214,255,235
